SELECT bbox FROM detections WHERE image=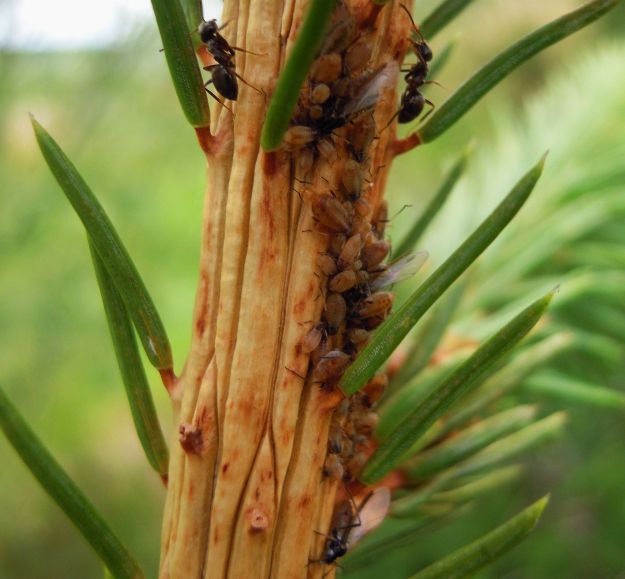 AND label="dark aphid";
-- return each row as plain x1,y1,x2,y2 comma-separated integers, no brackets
338,233,363,270
325,293,347,335
312,195,351,233
312,350,350,383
